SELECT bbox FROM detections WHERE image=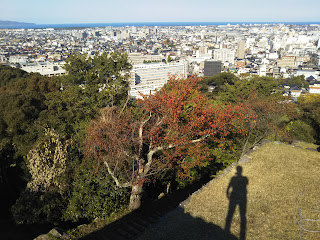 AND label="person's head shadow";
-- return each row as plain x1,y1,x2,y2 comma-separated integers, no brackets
225,165,248,240
236,165,243,176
